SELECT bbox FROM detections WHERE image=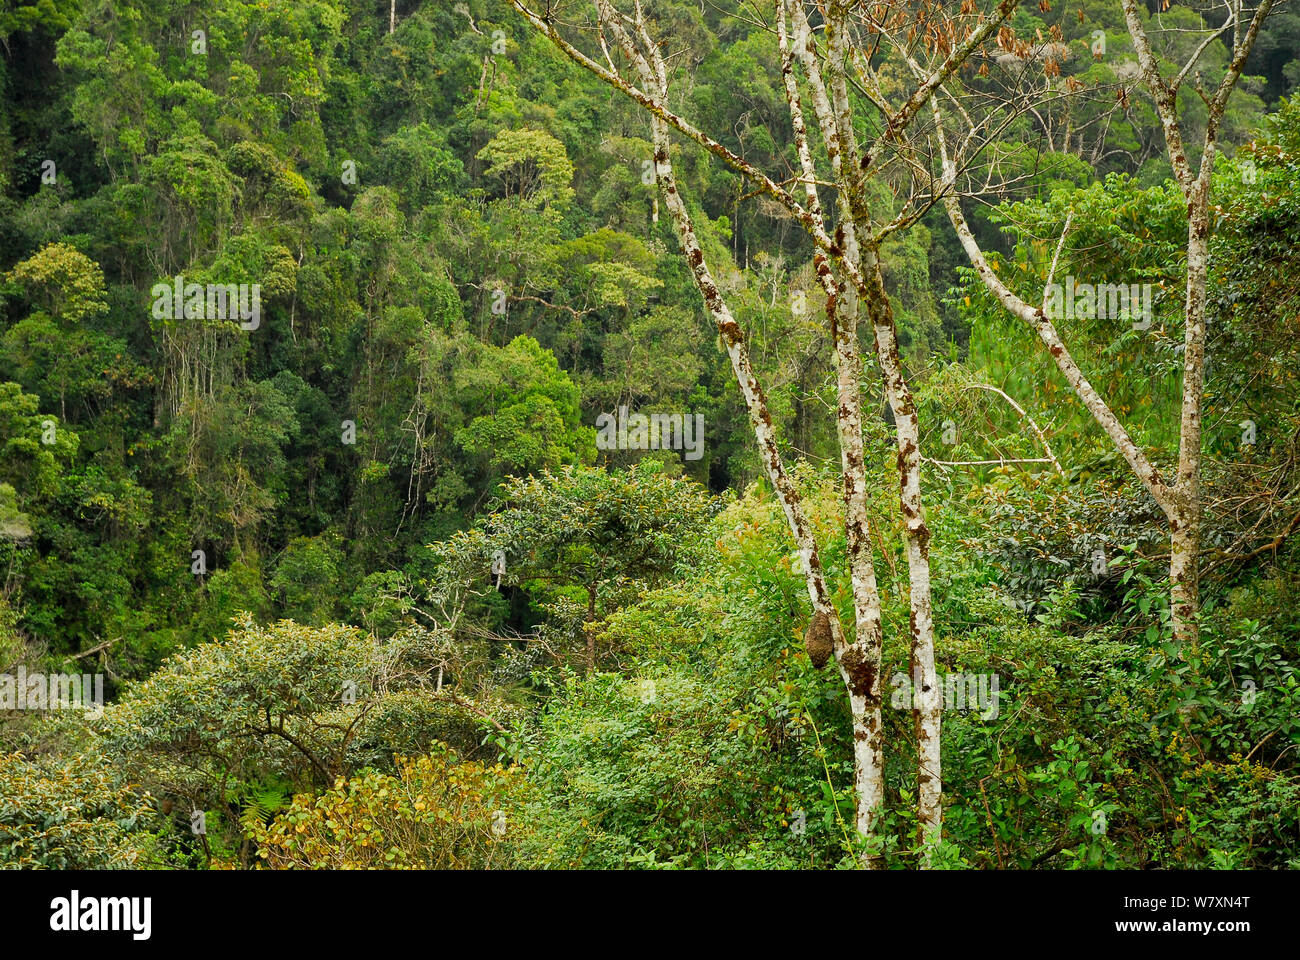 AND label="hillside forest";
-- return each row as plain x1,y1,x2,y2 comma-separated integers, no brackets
2,0,1300,870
